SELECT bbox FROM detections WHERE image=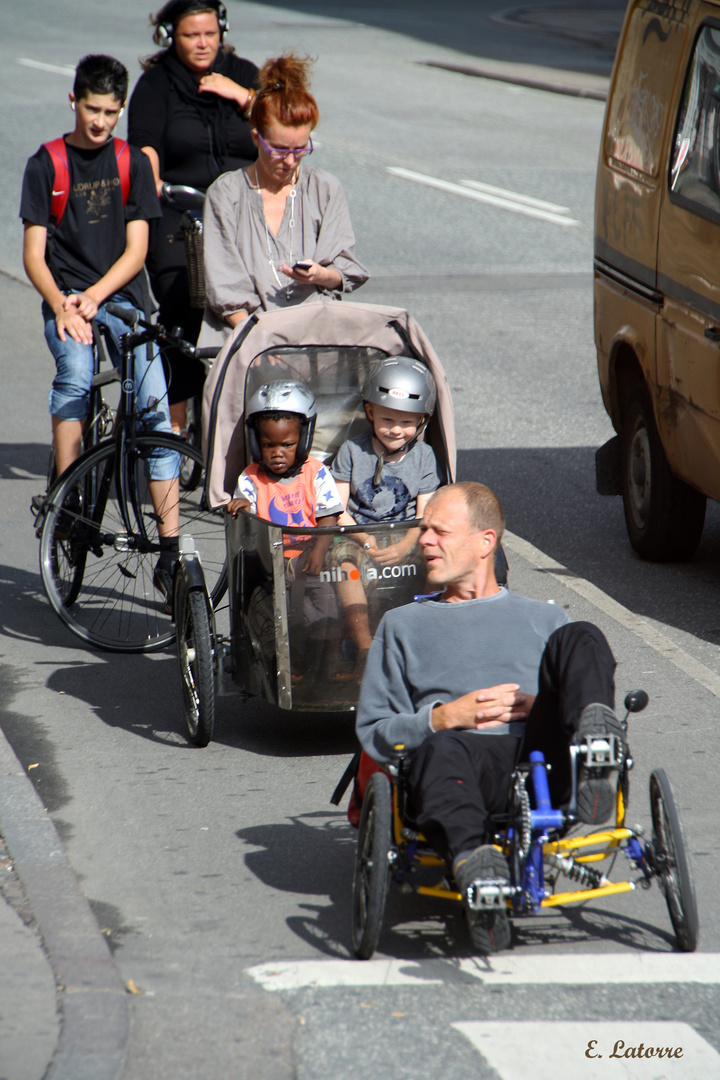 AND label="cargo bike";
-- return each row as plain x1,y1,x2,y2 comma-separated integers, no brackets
174,302,459,746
